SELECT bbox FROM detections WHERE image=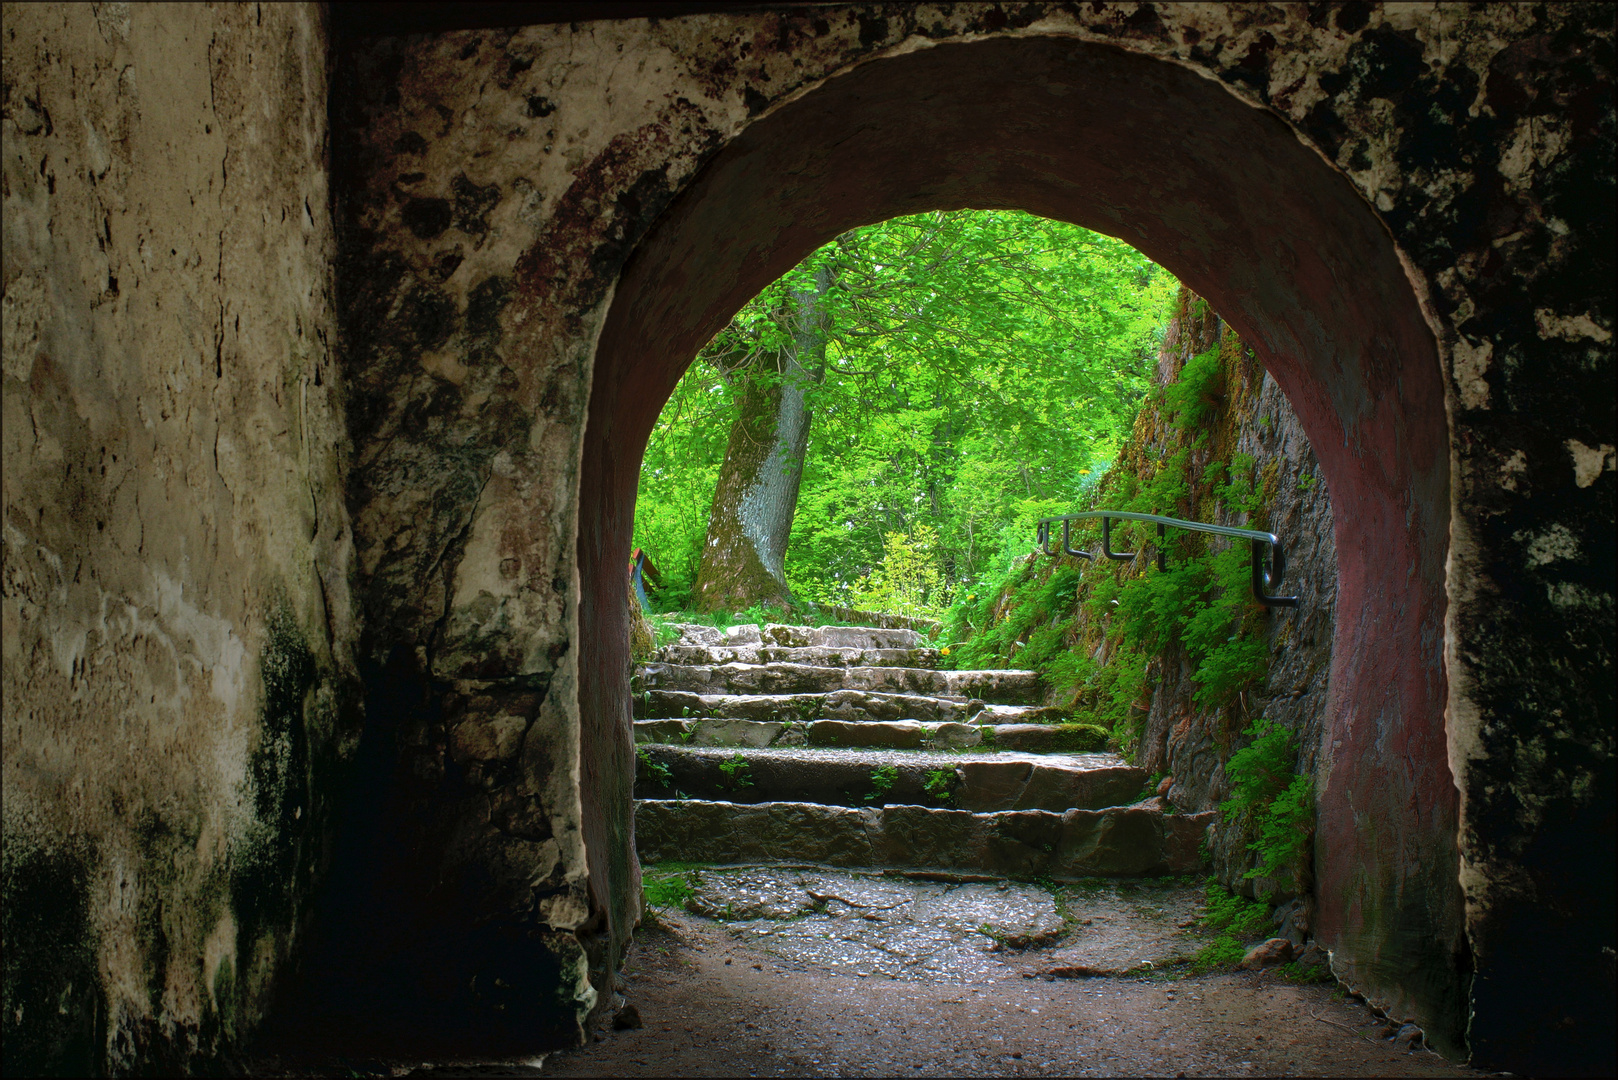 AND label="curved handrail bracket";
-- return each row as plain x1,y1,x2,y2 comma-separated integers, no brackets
1061,519,1094,561
1101,516,1134,561
1036,509,1300,608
